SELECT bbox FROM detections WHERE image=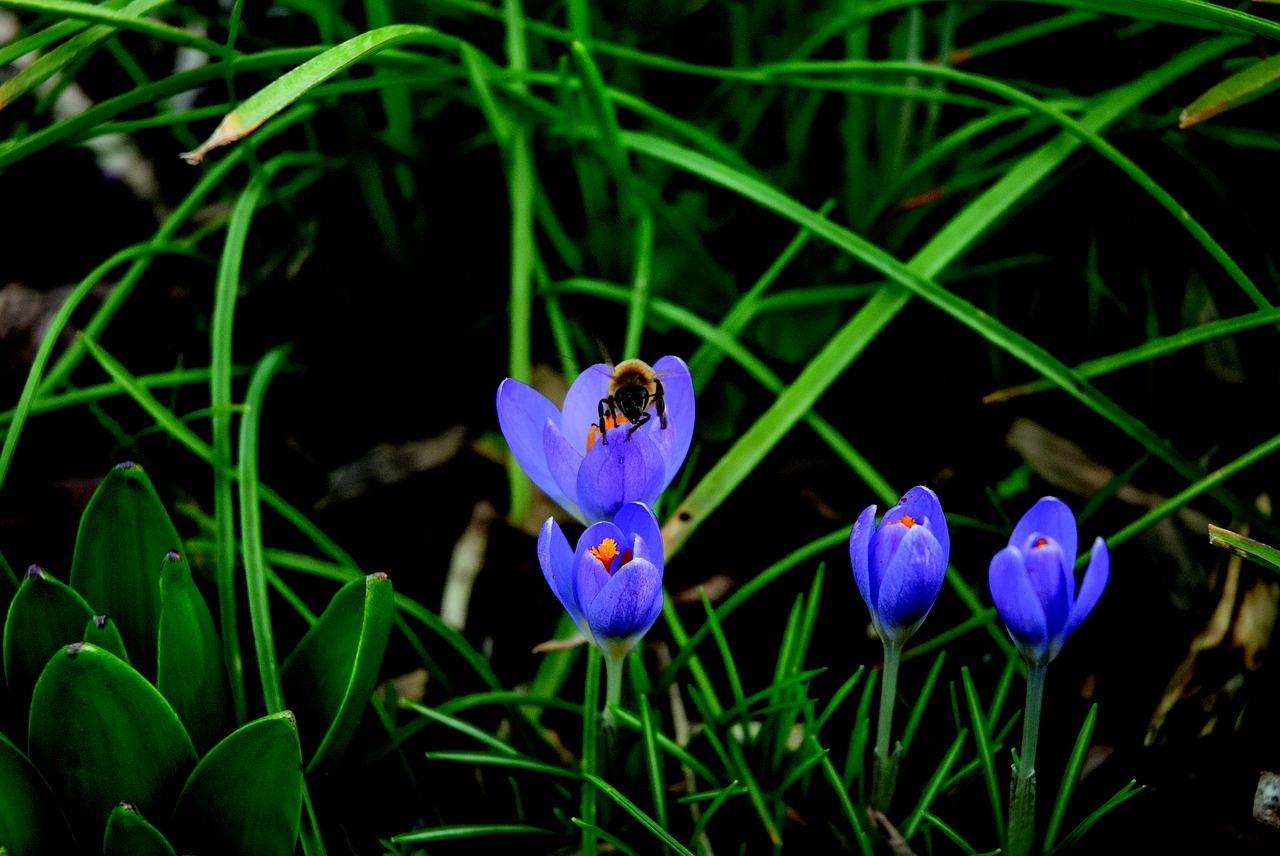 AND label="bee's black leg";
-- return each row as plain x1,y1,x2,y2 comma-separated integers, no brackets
598,398,612,446
626,411,650,440
654,378,667,429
